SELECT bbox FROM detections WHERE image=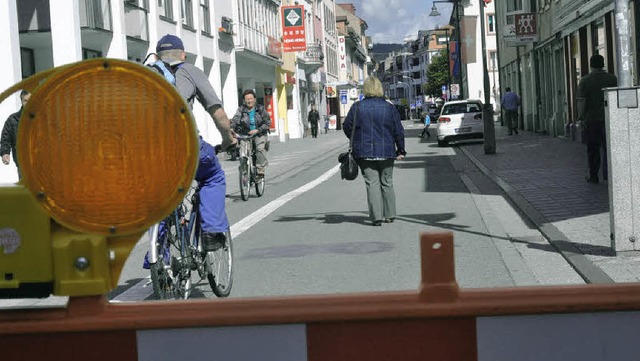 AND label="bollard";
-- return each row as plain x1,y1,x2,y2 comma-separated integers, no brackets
605,86,640,251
